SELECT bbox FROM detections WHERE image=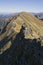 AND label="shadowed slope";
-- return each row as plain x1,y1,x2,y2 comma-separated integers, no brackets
0,26,43,65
